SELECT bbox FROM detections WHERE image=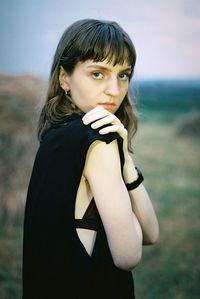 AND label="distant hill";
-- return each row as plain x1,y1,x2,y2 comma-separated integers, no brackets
133,79,200,108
